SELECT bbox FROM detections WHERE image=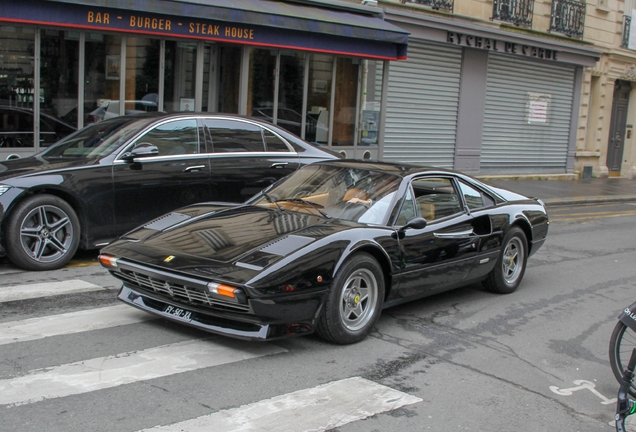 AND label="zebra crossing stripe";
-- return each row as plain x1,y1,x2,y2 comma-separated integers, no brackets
0,280,104,302
141,377,423,432
0,338,287,407
0,305,155,345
